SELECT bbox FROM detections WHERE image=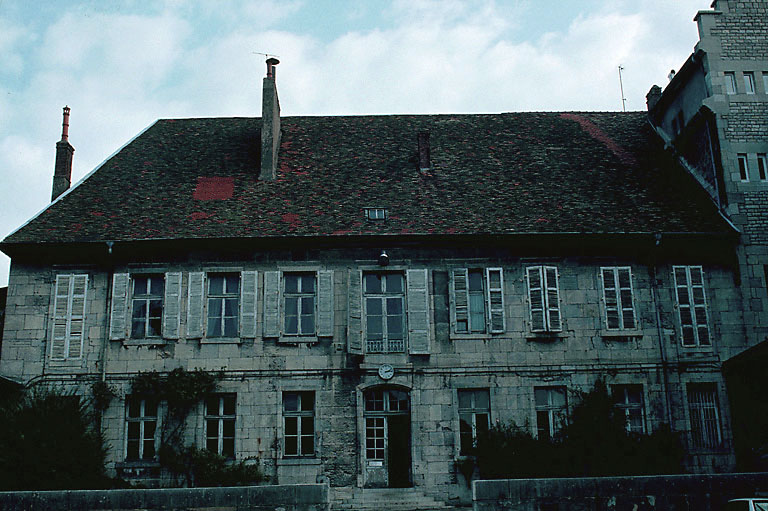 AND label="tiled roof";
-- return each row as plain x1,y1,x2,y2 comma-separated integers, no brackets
2,112,733,246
